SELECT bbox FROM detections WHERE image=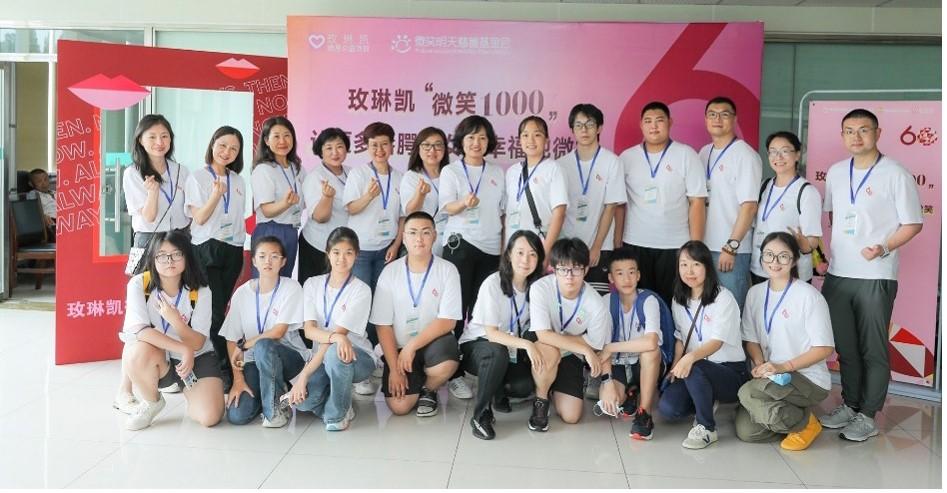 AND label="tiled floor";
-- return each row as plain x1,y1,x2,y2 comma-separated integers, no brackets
0,307,941,489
